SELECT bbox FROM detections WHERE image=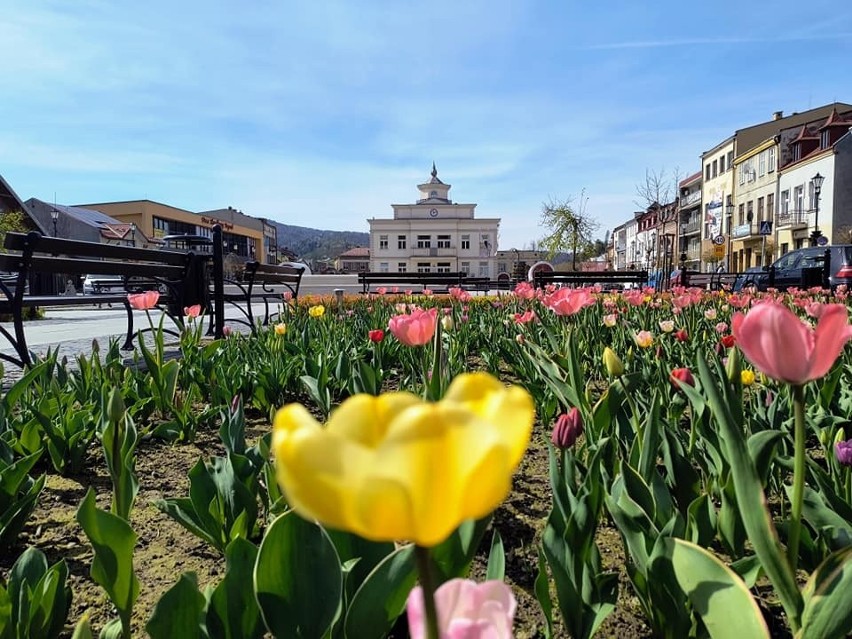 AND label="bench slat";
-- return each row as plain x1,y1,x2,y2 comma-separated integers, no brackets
0,254,186,278
3,232,189,266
